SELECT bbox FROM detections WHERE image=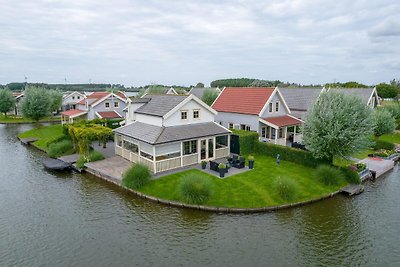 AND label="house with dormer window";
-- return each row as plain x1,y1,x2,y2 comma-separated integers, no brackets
114,94,231,173
212,87,303,146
